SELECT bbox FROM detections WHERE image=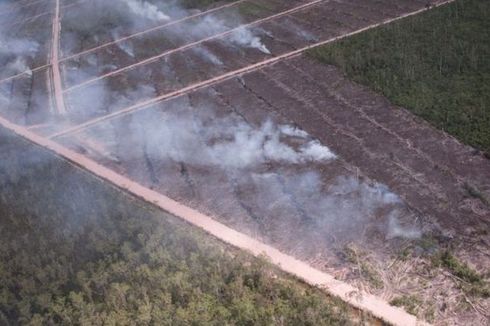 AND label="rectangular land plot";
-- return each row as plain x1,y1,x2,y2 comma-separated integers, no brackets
49,0,441,137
